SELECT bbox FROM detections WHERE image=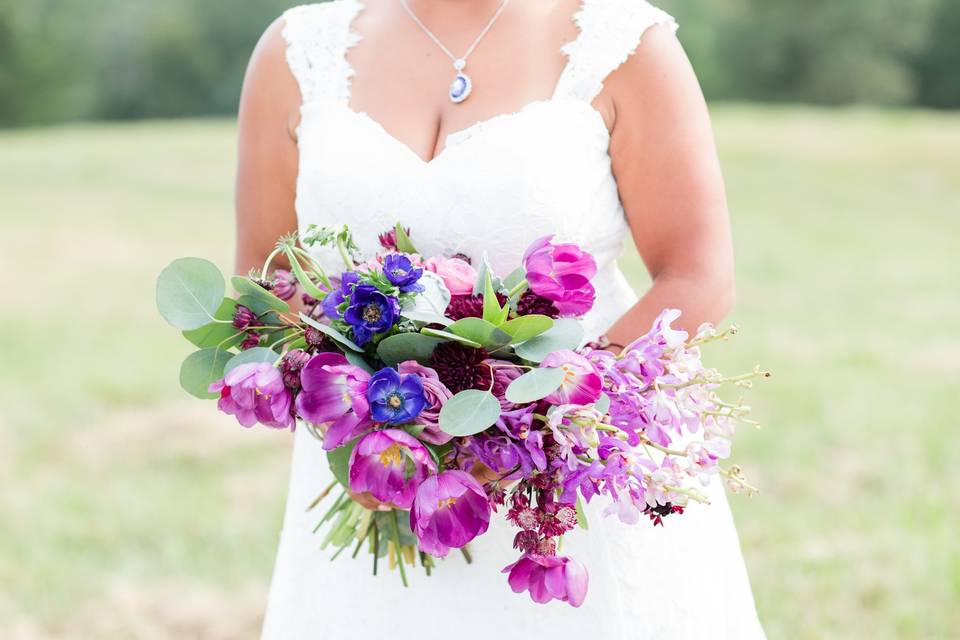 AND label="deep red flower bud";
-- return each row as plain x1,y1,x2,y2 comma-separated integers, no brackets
232,305,256,330
272,269,298,301
240,332,262,350
280,348,311,390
